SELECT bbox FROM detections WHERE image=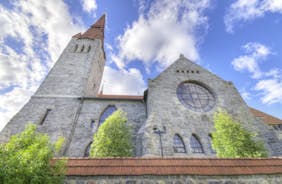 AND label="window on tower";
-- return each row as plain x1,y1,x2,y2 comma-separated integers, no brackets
173,134,186,153
39,108,51,125
190,134,204,153
88,45,91,52
98,105,117,126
